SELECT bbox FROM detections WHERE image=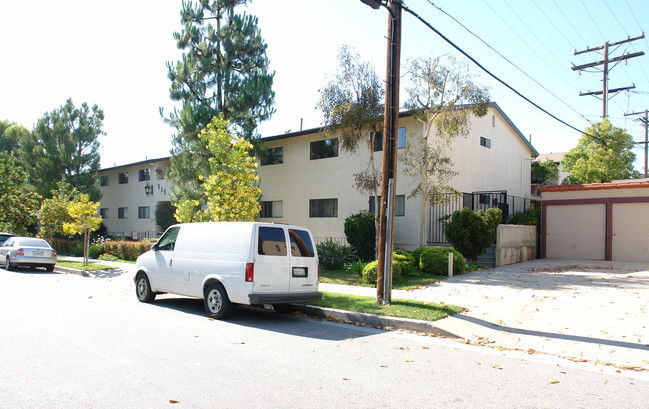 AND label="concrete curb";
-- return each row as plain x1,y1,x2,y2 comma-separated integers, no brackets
54,266,125,278
294,304,461,338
